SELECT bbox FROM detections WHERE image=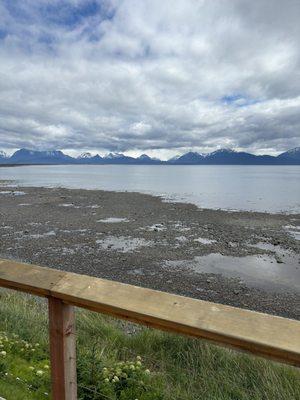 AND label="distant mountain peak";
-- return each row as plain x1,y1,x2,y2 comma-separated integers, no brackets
169,151,204,164
284,147,300,154
209,148,235,155
1,147,300,165
186,151,201,156
105,152,124,159
277,147,300,162
78,152,93,159
138,154,151,160
10,148,72,164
